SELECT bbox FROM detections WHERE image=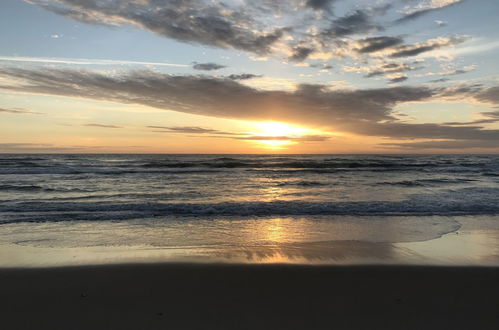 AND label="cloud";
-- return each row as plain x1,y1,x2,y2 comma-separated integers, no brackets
356,36,404,53
289,47,314,62
430,64,476,77
389,36,468,58
345,61,424,78
389,75,408,83
395,0,463,24
435,20,447,27
382,139,499,150
0,56,187,67
428,78,450,83
322,10,381,38
192,62,227,71
23,0,459,67
442,118,499,126
227,74,261,80
0,107,44,115
147,126,329,142
305,0,335,11
25,0,288,55
147,126,239,135
3,67,499,145
0,143,142,152
84,123,123,128
474,86,499,104
309,63,333,70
